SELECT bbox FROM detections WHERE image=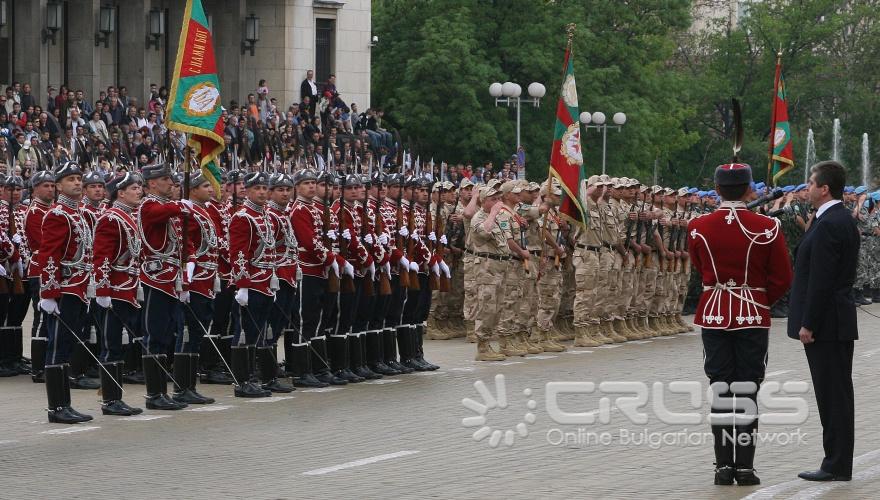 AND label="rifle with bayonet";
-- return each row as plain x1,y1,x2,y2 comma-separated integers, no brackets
359,159,375,298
